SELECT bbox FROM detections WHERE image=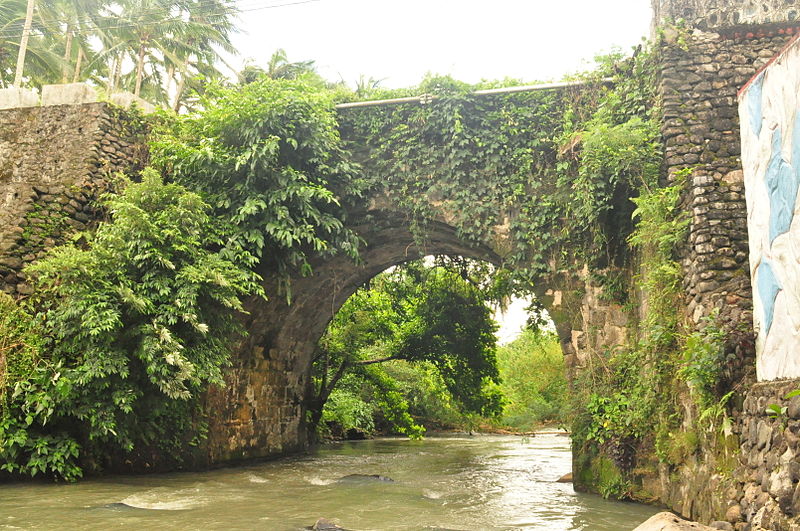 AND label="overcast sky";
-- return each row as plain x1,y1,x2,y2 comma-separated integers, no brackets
230,0,654,89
